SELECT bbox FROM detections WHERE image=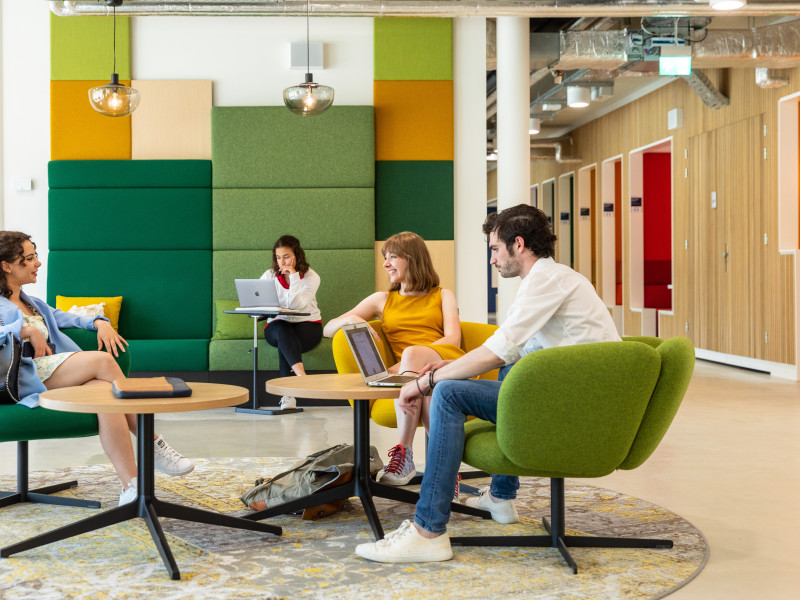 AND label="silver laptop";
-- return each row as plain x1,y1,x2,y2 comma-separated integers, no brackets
342,322,418,387
233,279,302,313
